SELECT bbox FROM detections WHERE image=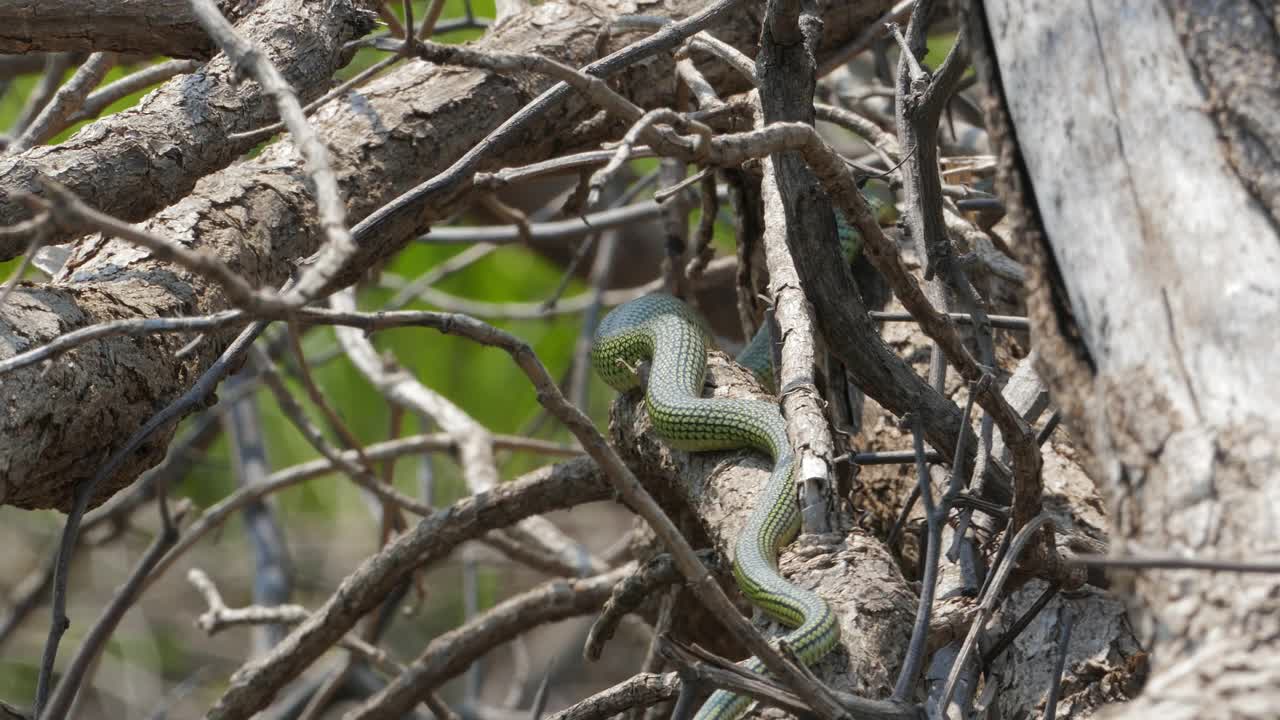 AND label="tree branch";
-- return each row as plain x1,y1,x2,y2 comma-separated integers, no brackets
0,0,254,58
0,0,377,259
0,0,887,511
